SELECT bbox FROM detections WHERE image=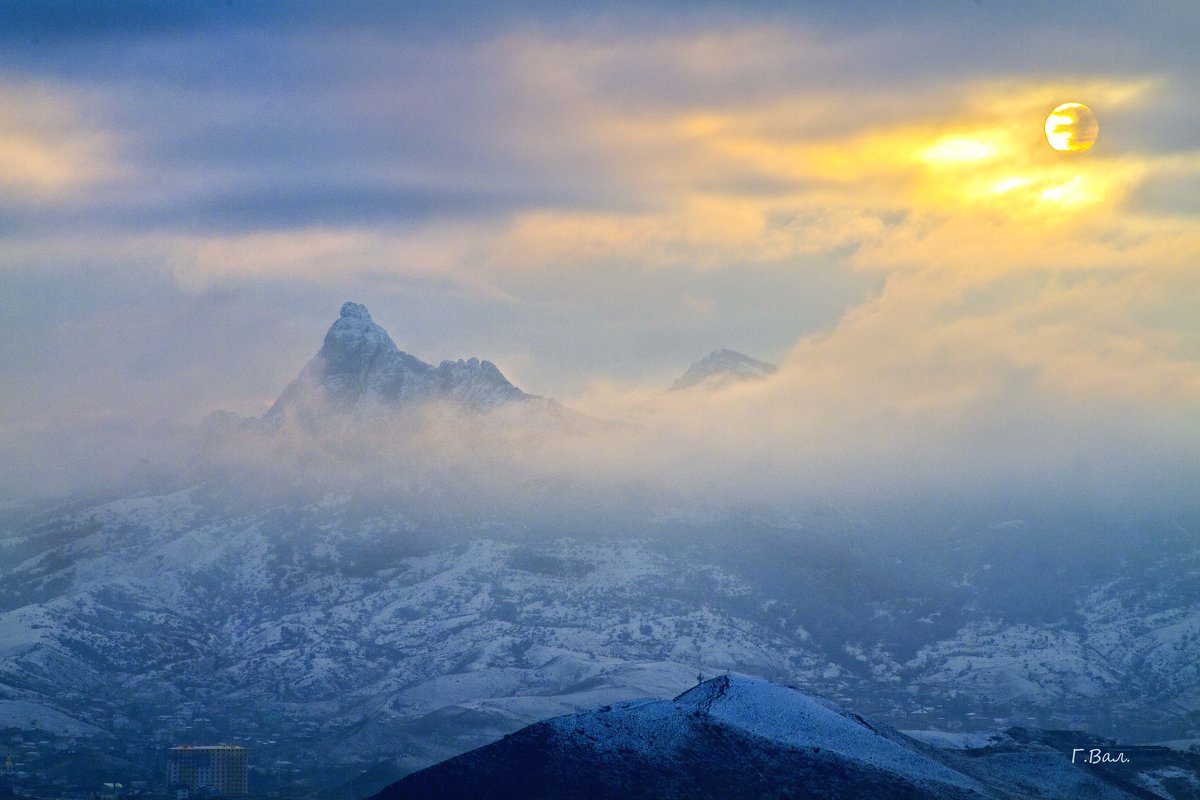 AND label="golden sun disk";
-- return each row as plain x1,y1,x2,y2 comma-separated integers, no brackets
1046,103,1099,153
